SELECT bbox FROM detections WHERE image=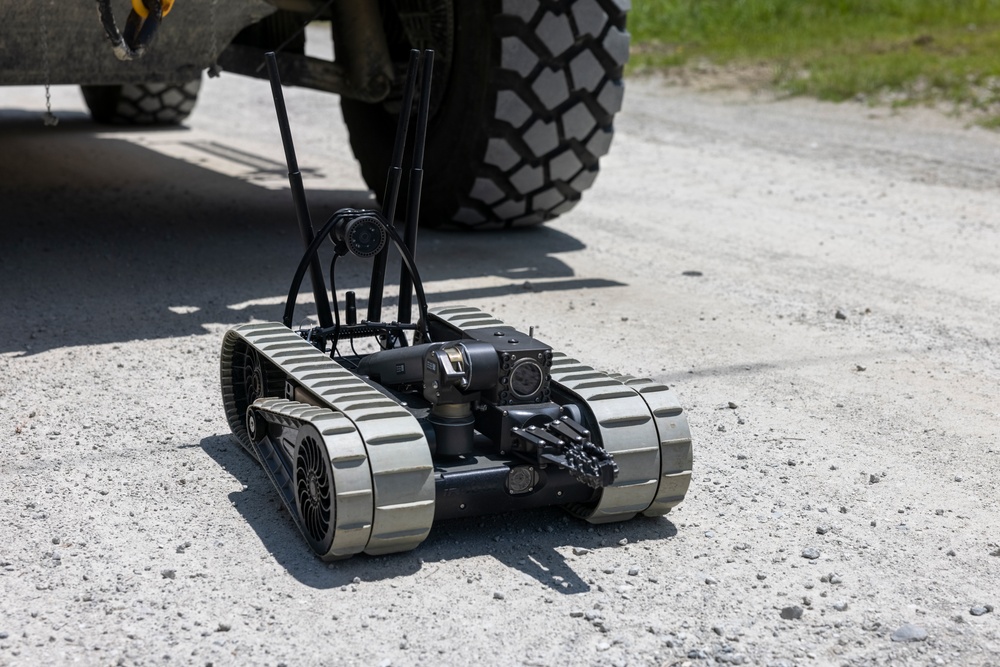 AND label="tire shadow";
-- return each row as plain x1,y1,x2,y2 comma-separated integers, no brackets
0,115,619,356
